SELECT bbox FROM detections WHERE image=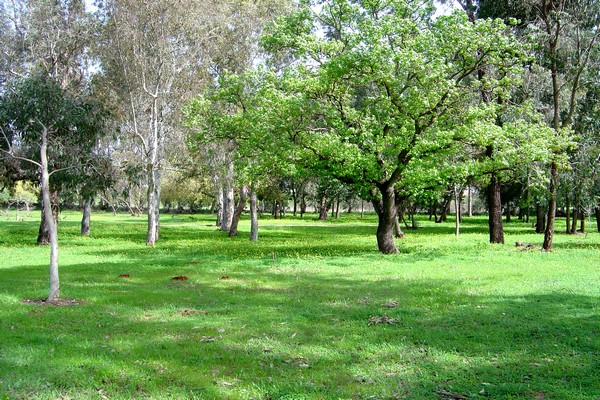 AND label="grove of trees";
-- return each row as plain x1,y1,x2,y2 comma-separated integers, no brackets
1,0,599,299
